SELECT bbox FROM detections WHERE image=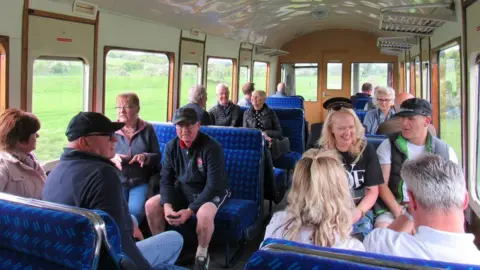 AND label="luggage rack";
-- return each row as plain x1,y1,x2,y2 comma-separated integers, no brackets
379,1,456,36
377,36,418,55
